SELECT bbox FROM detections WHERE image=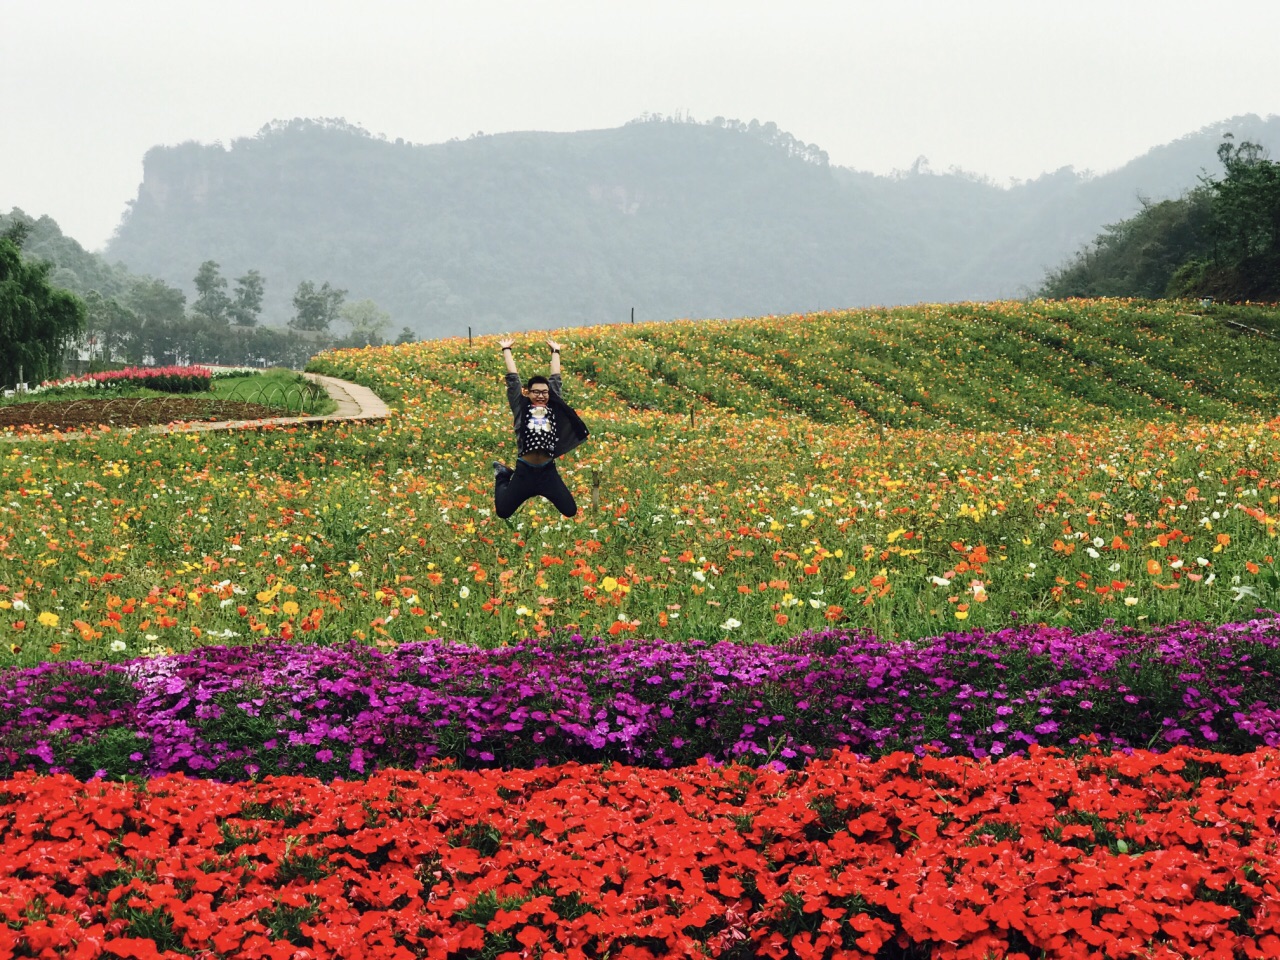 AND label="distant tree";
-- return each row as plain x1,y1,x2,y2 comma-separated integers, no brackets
337,298,390,347
1207,136,1280,262
0,237,86,386
192,260,231,324
240,325,320,368
115,276,185,363
82,291,141,363
125,276,187,328
1168,138,1280,300
3,208,139,305
395,325,416,345
290,280,346,332
230,269,265,326
3,217,30,248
